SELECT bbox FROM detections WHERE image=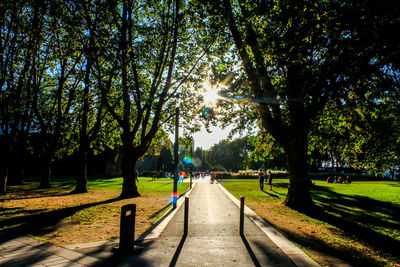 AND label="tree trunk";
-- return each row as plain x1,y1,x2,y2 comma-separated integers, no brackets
40,156,51,188
1,137,11,195
8,145,25,185
0,164,7,195
120,135,140,198
283,130,315,212
72,147,88,193
72,52,91,194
